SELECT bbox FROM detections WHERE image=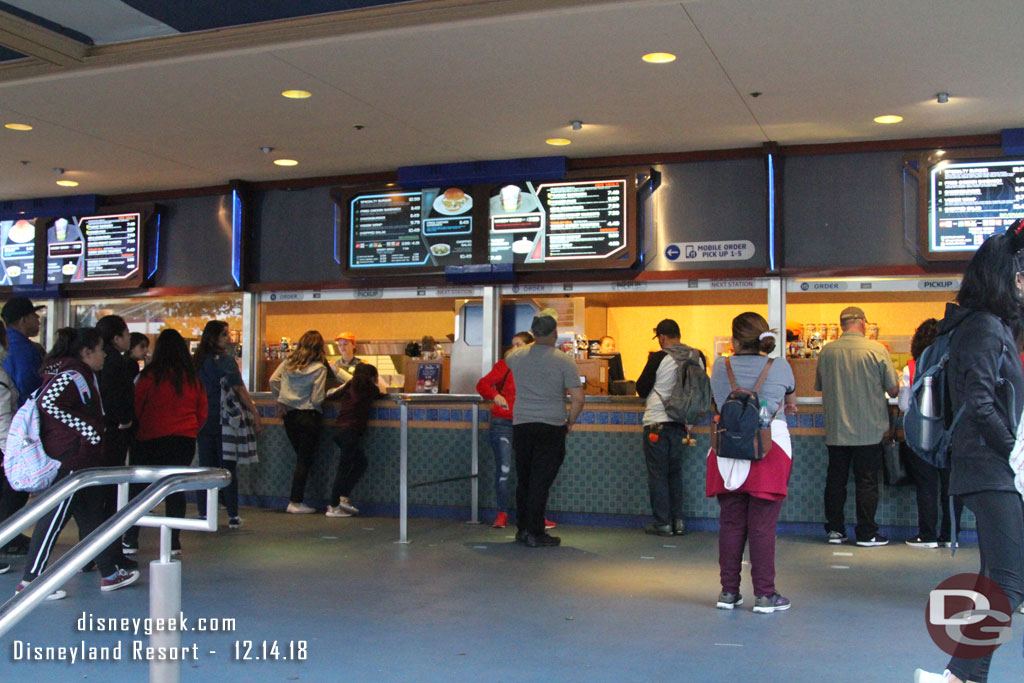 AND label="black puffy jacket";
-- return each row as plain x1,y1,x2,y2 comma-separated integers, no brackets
942,303,1023,495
